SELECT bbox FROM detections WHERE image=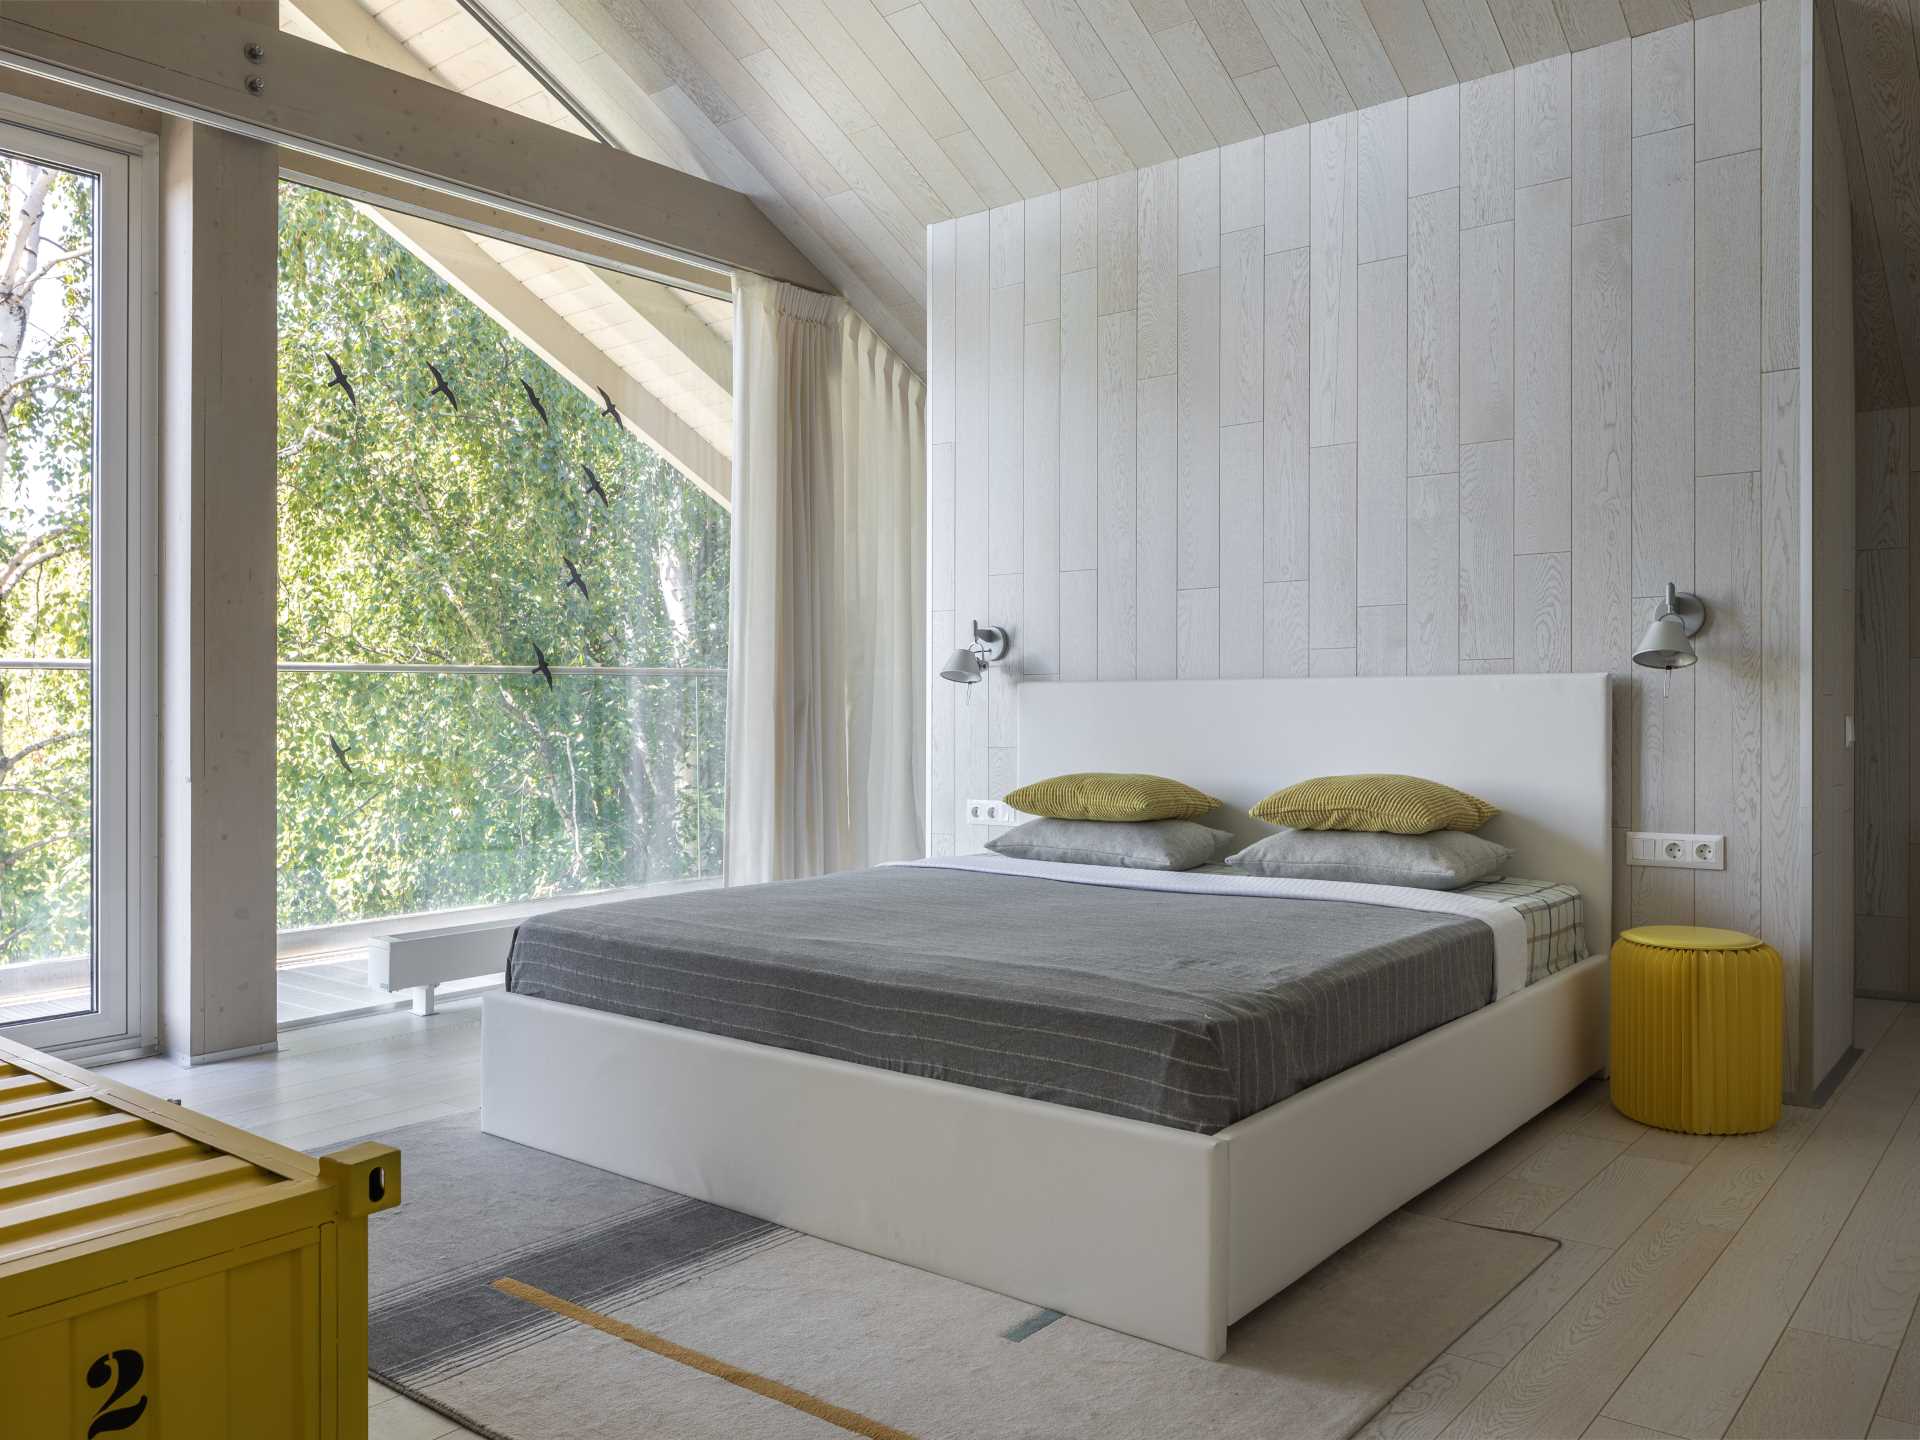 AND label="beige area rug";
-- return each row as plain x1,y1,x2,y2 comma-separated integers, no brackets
360,1115,1556,1440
